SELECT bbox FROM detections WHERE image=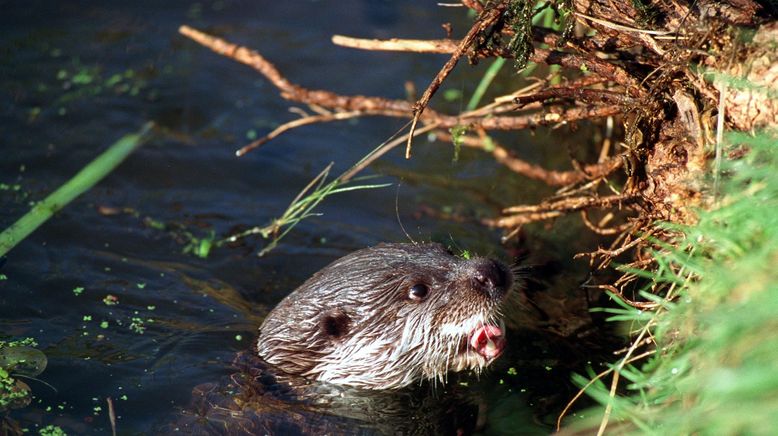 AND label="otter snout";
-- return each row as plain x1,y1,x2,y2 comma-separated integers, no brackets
470,258,512,300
